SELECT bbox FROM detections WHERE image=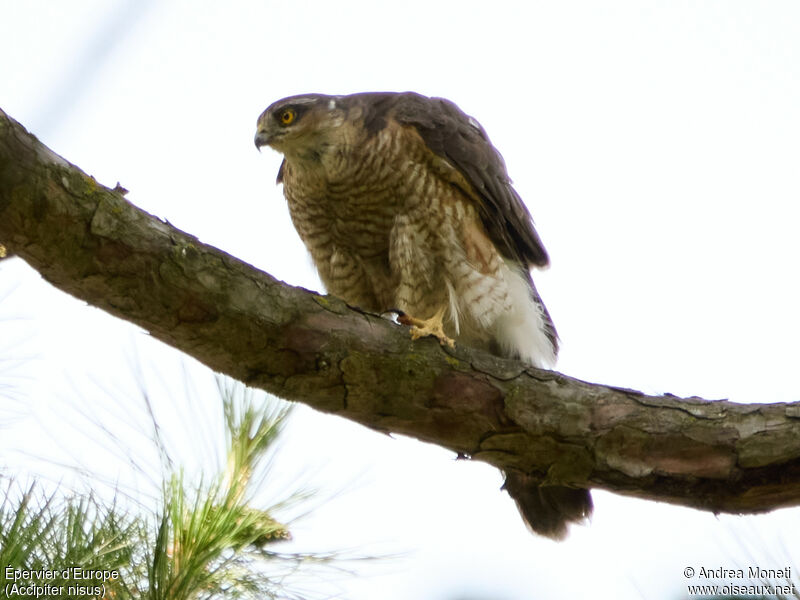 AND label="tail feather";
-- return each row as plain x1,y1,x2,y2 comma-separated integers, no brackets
448,258,590,539
502,471,593,540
